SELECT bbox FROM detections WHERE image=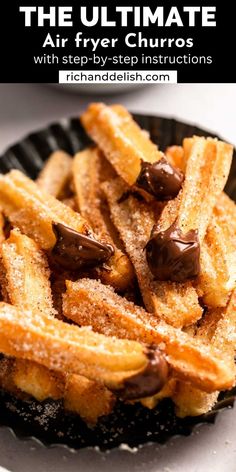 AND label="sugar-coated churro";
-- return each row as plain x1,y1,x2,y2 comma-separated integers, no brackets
63,278,235,392
146,137,233,284
174,290,236,417
0,103,235,426
102,177,202,327
197,213,236,307
73,147,134,291
177,138,233,241
81,103,183,200
0,170,114,269
81,103,163,186
12,359,115,424
0,302,169,399
37,150,72,198
165,141,236,306
1,229,55,316
0,229,115,424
